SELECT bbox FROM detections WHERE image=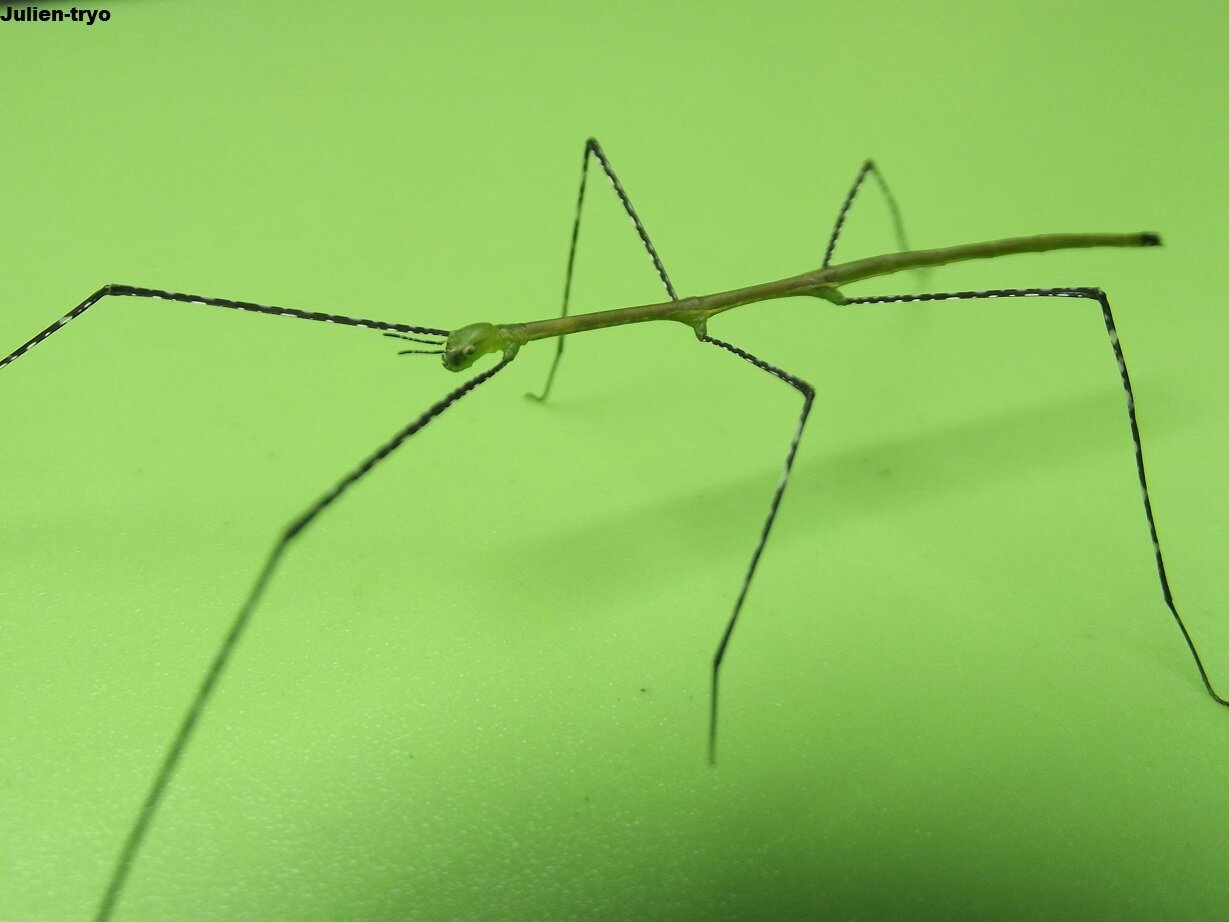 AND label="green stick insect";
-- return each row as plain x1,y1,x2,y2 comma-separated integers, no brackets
3,139,1224,921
